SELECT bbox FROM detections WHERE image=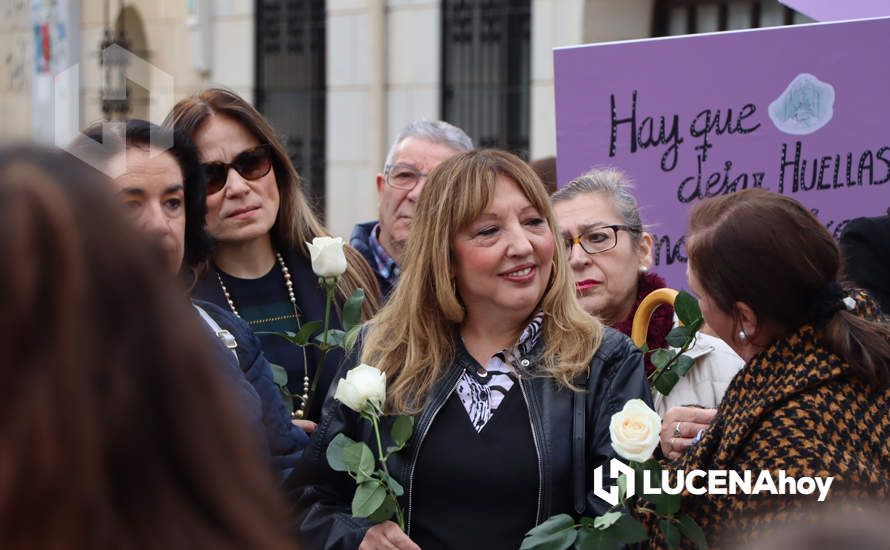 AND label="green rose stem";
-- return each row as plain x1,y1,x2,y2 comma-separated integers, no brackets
304,277,338,415
321,277,334,350
365,407,406,530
